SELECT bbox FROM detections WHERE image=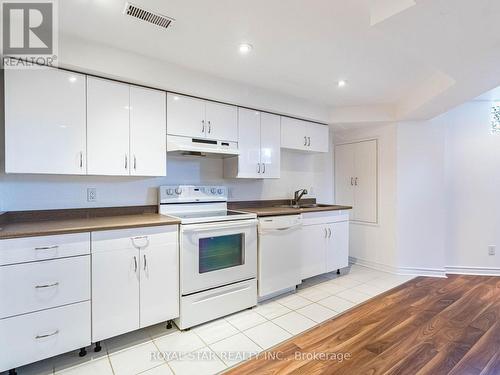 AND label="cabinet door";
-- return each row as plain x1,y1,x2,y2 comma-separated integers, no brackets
281,117,307,151
260,113,281,178
87,77,130,176
205,101,238,142
307,123,329,153
4,69,86,175
335,143,355,210
91,233,140,342
354,140,378,223
325,221,349,272
130,86,167,177
167,93,205,138
139,228,179,328
235,108,261,178
299,225,327,280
